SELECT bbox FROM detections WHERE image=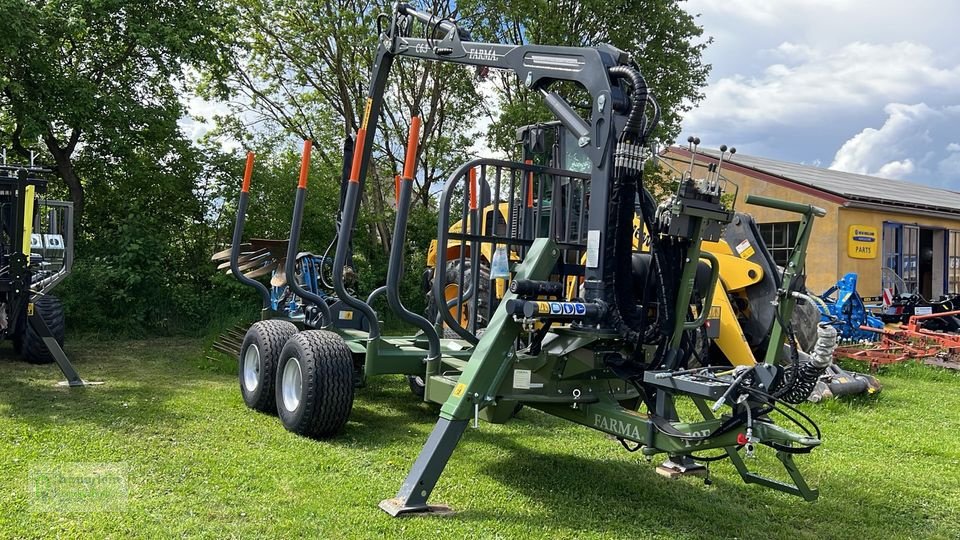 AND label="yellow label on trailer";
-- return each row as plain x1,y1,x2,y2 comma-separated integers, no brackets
27,303,34,316
452,383,466,398
361,98,373,130
22,184,35,255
